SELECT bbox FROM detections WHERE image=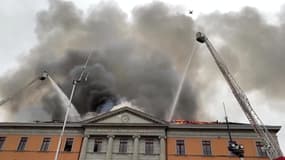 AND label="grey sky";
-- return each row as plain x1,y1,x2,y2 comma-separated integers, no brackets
0,0,47,73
